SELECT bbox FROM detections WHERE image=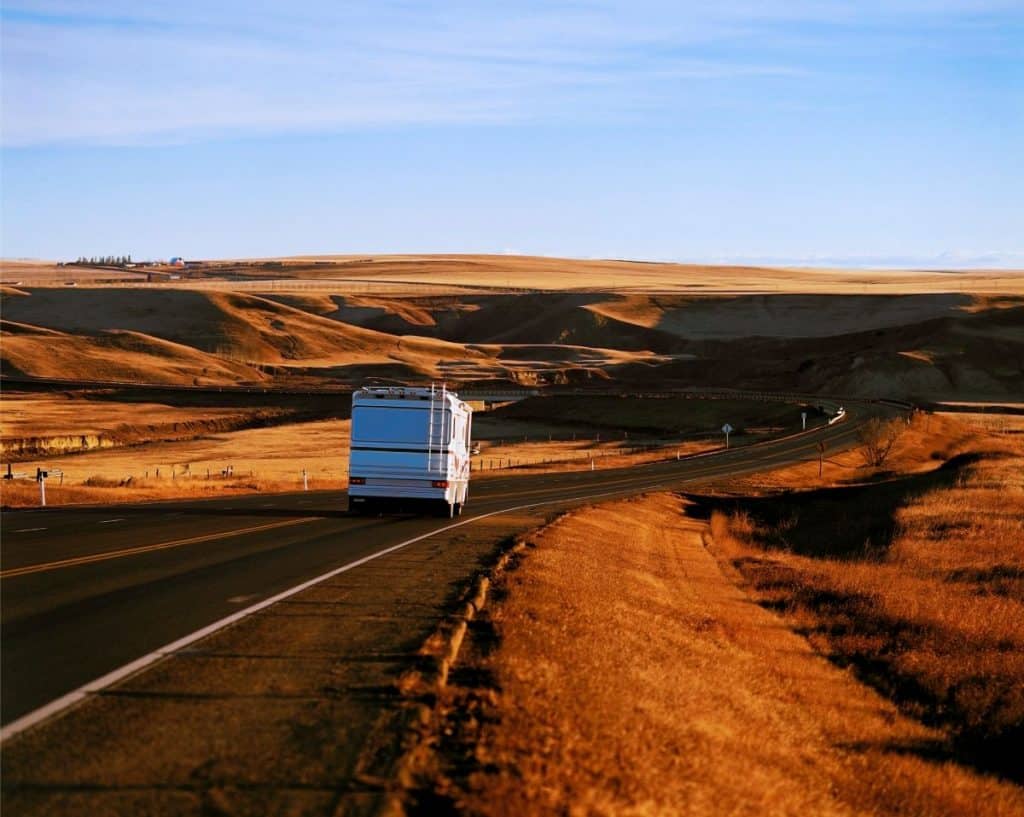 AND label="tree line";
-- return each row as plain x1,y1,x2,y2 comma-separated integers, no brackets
71,255,133,266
